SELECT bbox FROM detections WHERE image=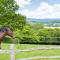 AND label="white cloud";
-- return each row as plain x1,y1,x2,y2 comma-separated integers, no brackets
18,2,60,19
15,0,31,7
